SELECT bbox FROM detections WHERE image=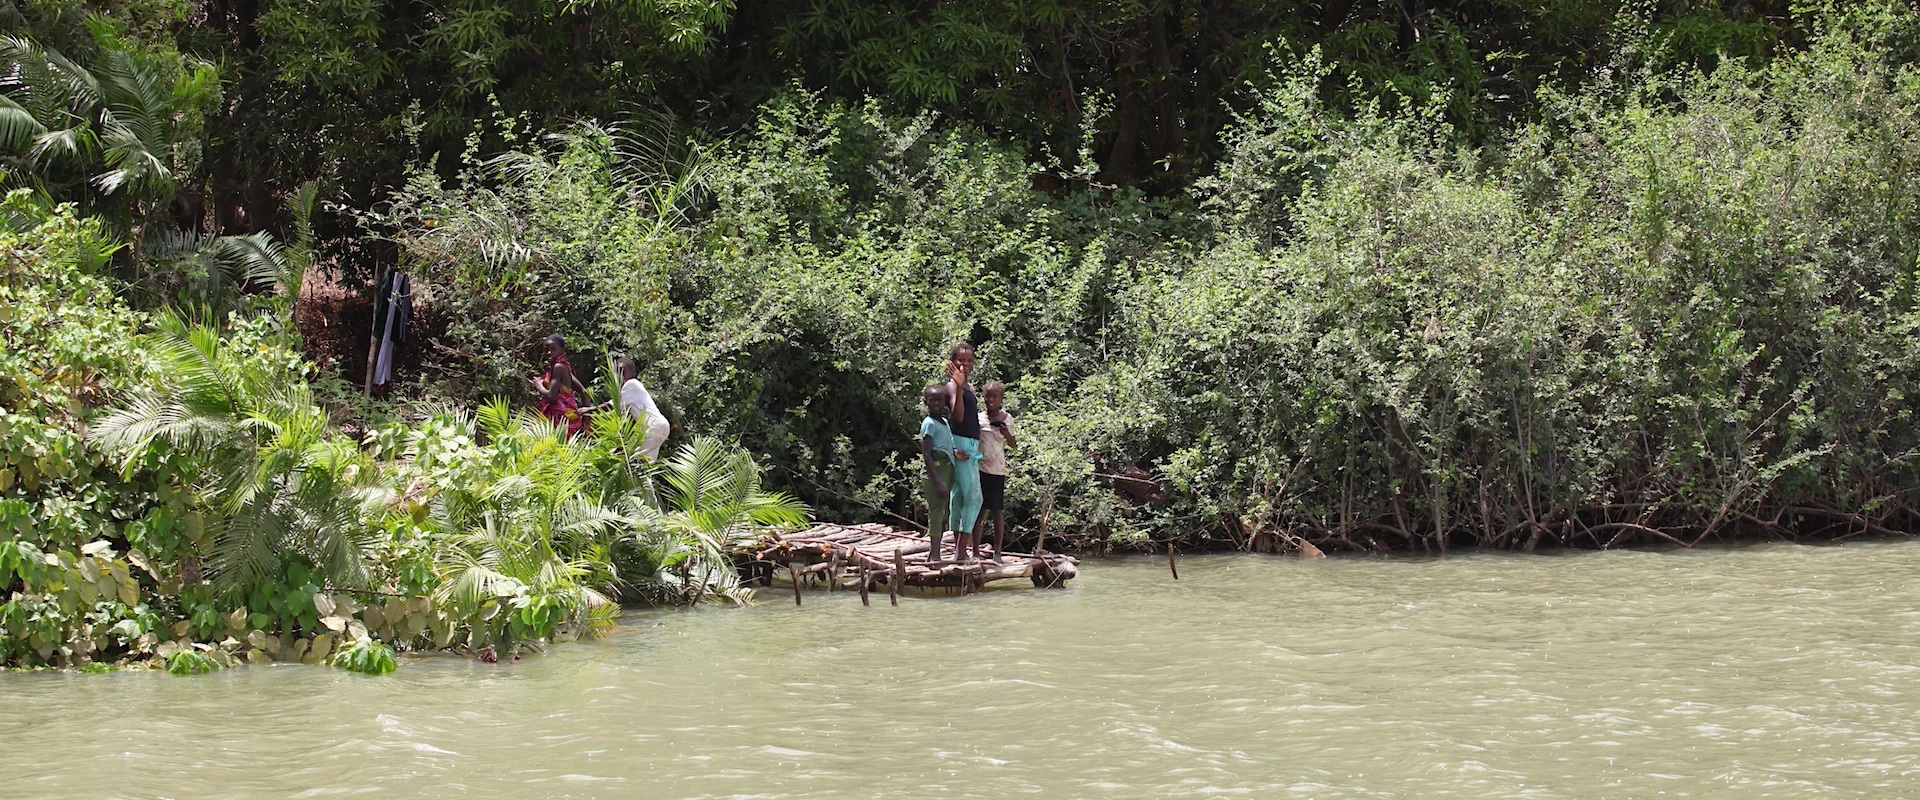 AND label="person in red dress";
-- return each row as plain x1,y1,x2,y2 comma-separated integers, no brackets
531,334,588,438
